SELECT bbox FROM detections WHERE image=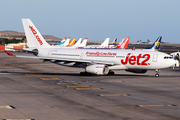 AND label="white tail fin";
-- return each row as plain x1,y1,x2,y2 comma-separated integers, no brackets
79,38,88,47
73,38,82,47
61,37,70,47
22,19,50,48
100,38,110,47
